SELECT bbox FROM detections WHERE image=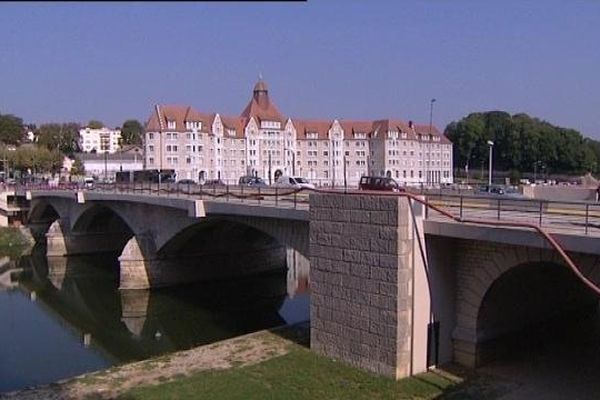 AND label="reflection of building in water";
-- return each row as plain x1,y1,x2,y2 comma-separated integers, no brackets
120,289,151,337
286,247,310,298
